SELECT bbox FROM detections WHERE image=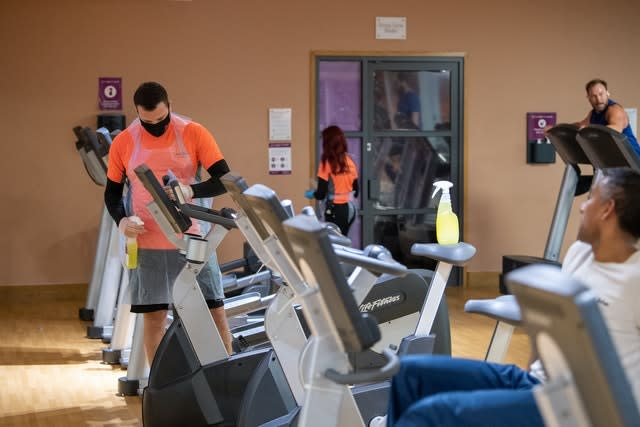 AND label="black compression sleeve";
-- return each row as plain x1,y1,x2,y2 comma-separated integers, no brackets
315,178,329,200
191,159,231,198
104,179,126,225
